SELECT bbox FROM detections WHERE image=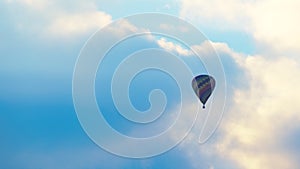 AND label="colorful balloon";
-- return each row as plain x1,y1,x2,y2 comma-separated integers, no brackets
192,75,216,109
